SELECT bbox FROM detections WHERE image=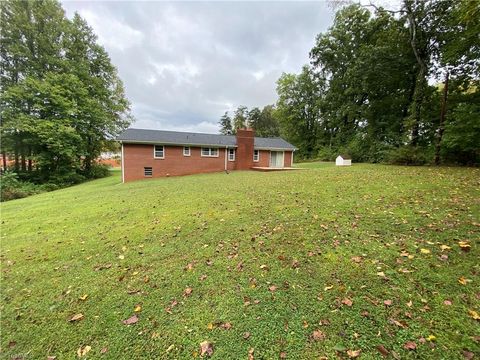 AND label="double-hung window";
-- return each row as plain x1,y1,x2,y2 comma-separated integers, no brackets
183,146,191,156
154,145,164,159
253,150,260,162
228,148,235,161
201,148,219,157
